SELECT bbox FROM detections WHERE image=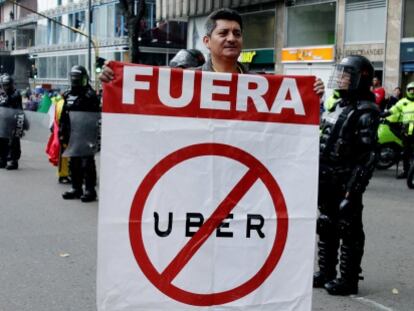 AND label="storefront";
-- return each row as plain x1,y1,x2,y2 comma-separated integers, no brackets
239,49,274,73
282,46,335,98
